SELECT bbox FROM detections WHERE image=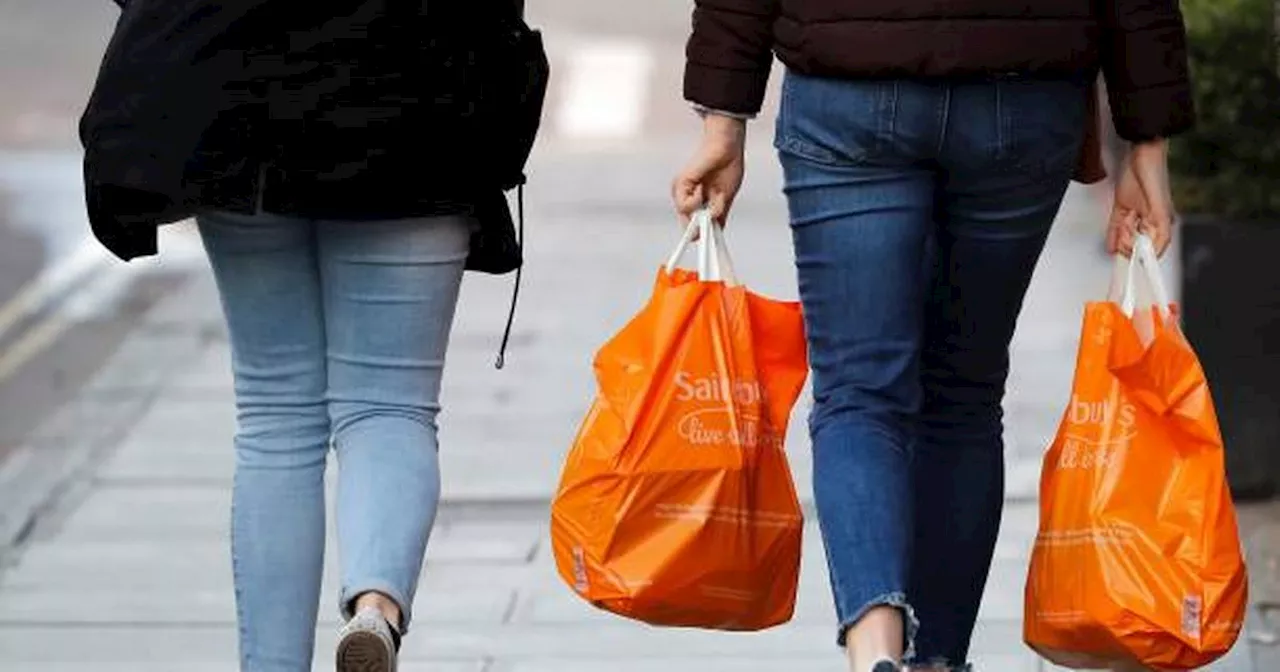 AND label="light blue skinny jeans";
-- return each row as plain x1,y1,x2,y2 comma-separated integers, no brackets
197,210,472,671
